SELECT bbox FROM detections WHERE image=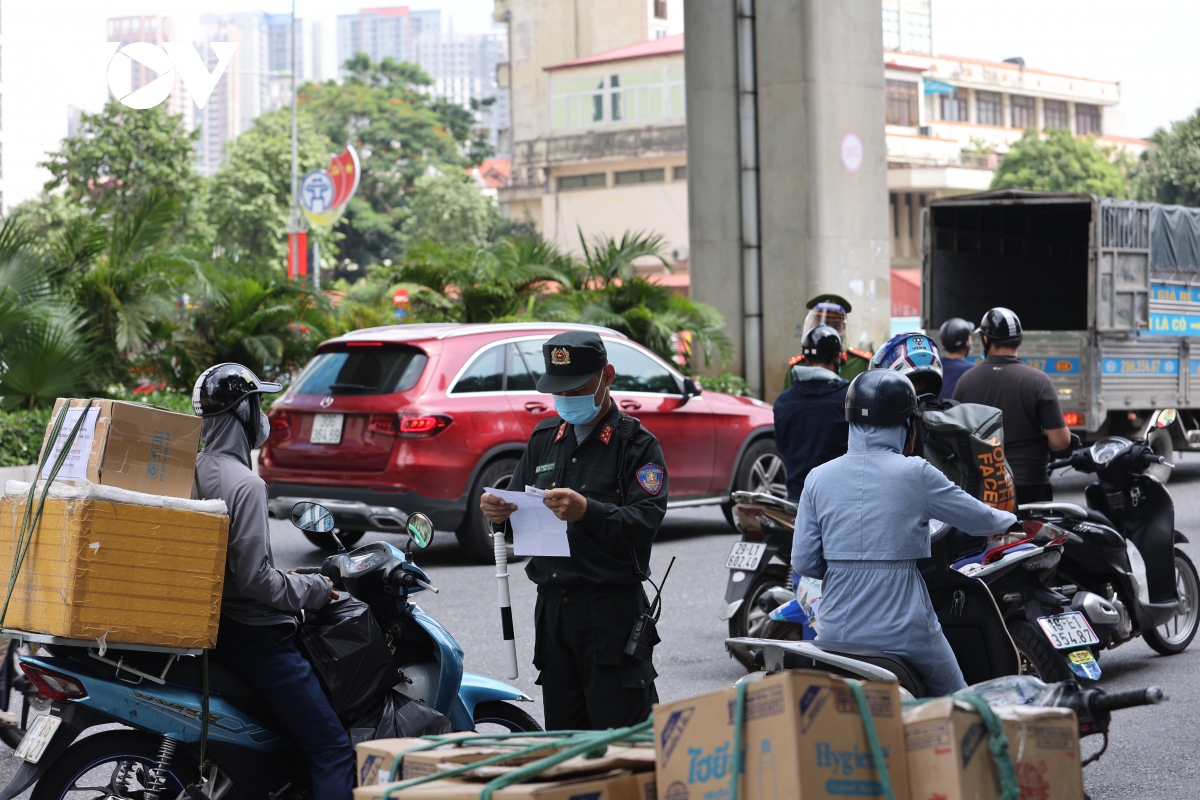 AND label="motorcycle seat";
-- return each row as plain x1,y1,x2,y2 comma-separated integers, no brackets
167,656,282,728
804,641,929,697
